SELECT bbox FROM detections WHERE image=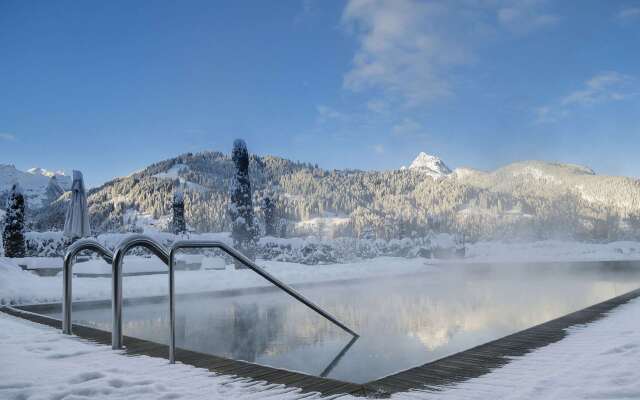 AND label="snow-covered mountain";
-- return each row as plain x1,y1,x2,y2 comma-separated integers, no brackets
407,152,452,178
5,149,640,241
0,164,71,208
